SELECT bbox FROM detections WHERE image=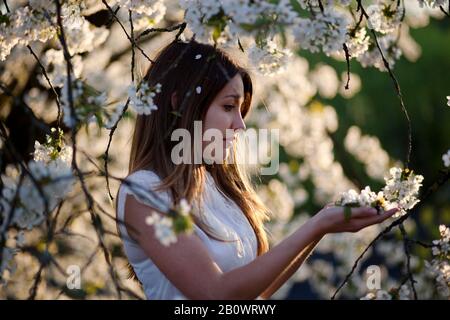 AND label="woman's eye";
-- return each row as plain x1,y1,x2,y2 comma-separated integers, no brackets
224,105,236,112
